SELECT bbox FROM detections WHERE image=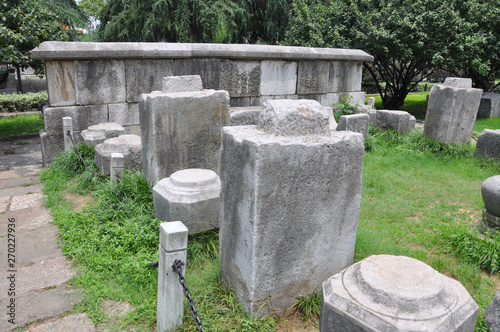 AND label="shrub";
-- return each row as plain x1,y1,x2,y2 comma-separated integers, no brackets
0,92,48,113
